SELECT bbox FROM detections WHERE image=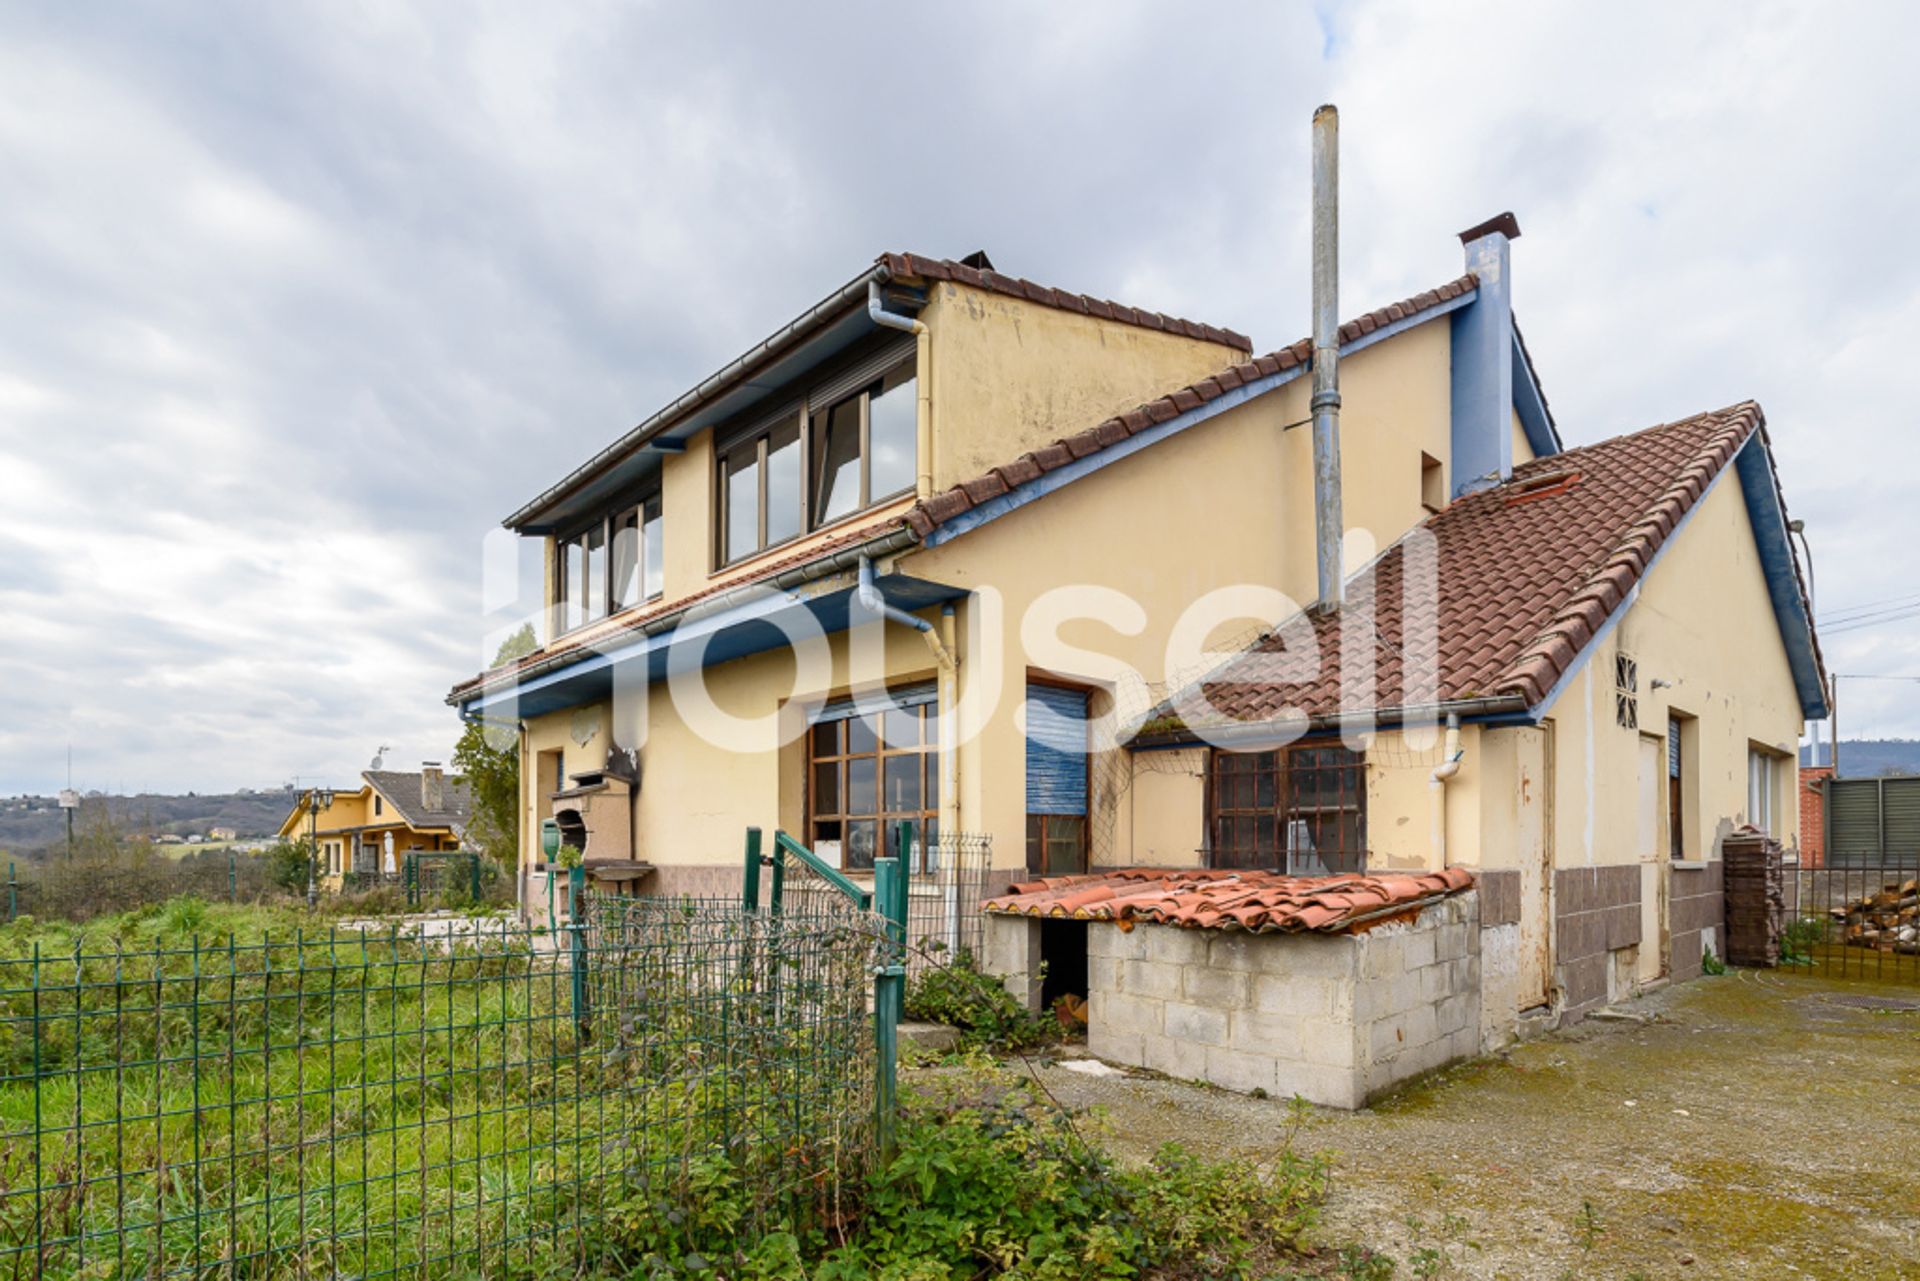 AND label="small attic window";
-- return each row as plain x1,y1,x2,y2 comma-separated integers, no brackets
1615,653,1639,730
1421,452,1445,513
1506,469,1581,506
